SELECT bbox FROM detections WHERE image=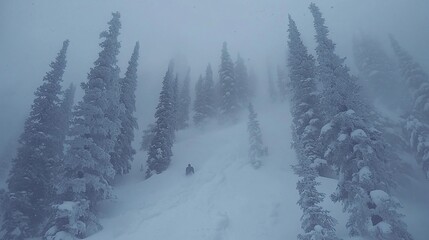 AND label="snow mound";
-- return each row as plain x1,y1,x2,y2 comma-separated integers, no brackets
351,129,367,142
370,190,390,206
358,166,372,182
